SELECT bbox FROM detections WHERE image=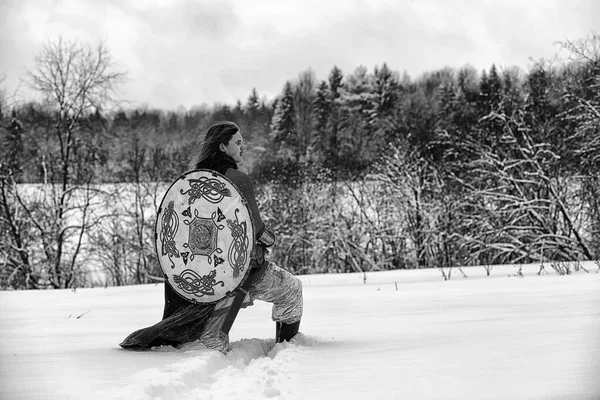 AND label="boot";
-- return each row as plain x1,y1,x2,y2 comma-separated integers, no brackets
276,321,300,343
